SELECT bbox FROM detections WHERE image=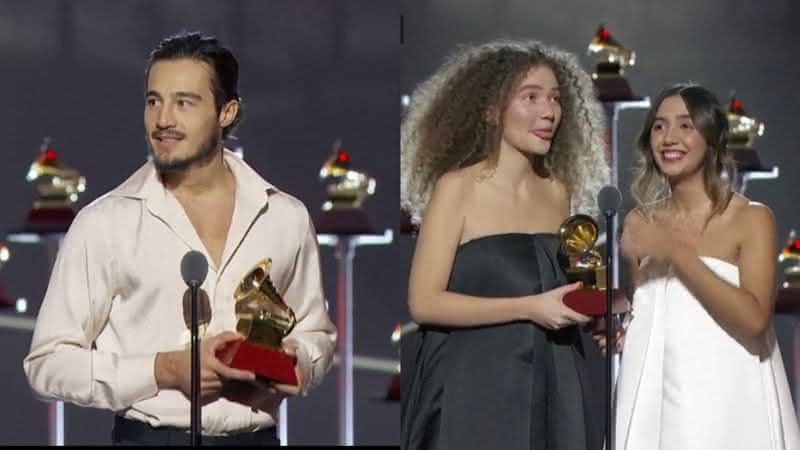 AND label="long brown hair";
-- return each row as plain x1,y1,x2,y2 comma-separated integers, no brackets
631,83,736,219
400,39,608,223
